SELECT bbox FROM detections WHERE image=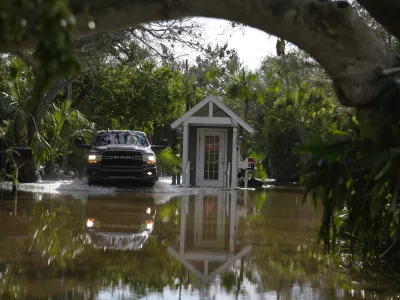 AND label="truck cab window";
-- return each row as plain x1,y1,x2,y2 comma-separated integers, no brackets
94,132,149,147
